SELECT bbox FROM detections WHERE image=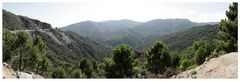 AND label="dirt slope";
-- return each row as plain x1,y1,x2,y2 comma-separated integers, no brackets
174,52,238,79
